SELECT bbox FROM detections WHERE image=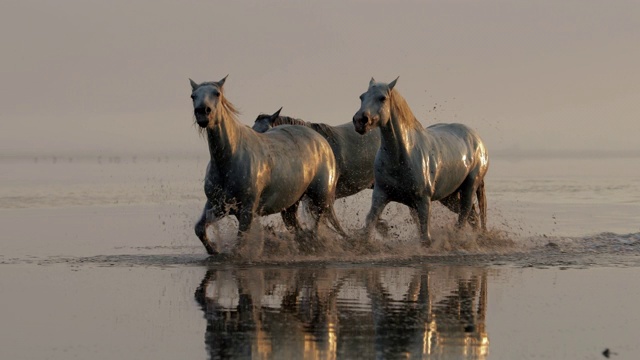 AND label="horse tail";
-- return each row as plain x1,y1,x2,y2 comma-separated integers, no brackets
476,180,487,231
